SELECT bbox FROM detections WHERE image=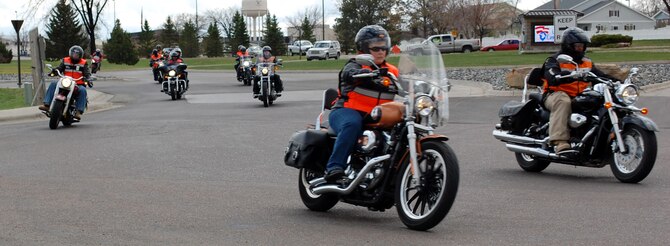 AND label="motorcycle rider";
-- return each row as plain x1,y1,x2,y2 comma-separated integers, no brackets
234,45,249,80
91,48,103,73
324,25,399,182
253,46,284,98
150,49,163,81
542,27,615,155
161,49,188,92
38,45,92,120
155,44,163,57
